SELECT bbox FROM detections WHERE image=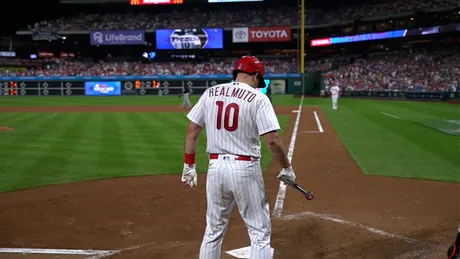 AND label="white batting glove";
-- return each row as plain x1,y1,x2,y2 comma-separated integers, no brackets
182,163,198,188
277,165,296,185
